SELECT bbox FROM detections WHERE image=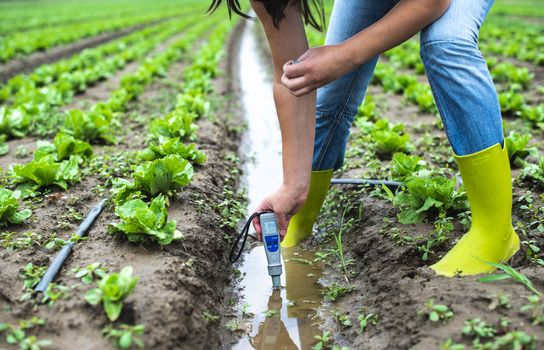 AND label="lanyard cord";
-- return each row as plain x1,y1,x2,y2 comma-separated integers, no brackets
229,210,273,263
